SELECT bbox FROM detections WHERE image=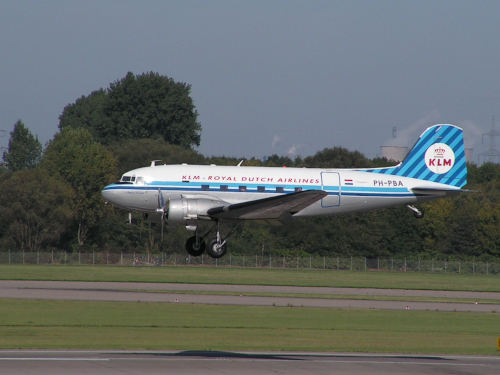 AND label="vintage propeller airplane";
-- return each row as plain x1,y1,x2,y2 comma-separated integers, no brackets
102,124,469,259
